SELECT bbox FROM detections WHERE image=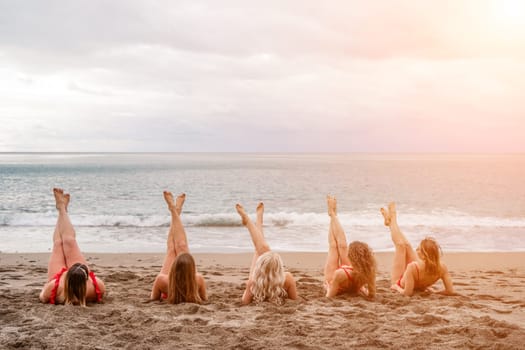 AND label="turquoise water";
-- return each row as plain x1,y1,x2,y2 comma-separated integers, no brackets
1,153,524,252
